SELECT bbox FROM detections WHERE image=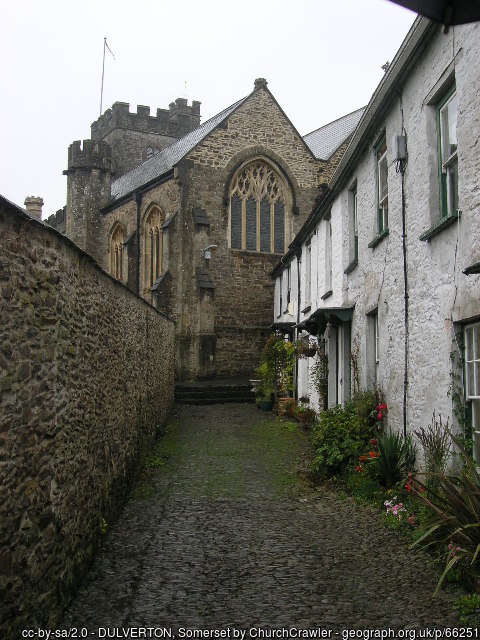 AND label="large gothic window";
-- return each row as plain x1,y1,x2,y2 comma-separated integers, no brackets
229,160,288,254
110,223,126,281
144,207,163,288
